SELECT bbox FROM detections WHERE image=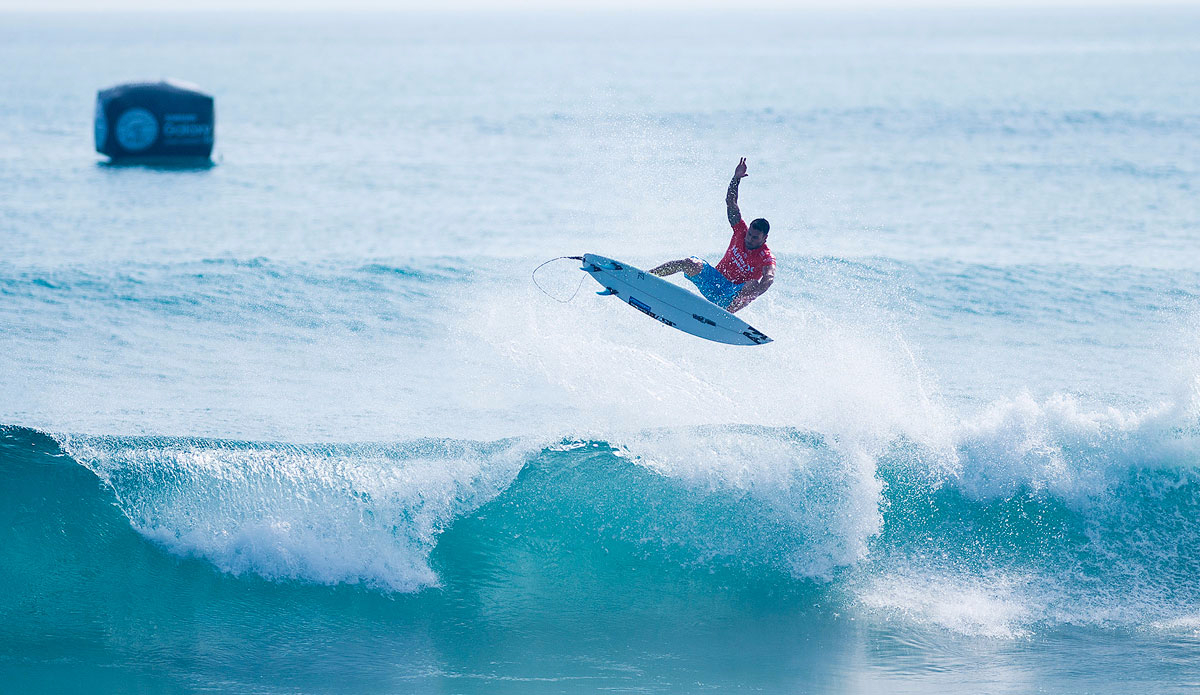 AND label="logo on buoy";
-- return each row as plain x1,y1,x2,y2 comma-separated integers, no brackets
115,108,159,152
